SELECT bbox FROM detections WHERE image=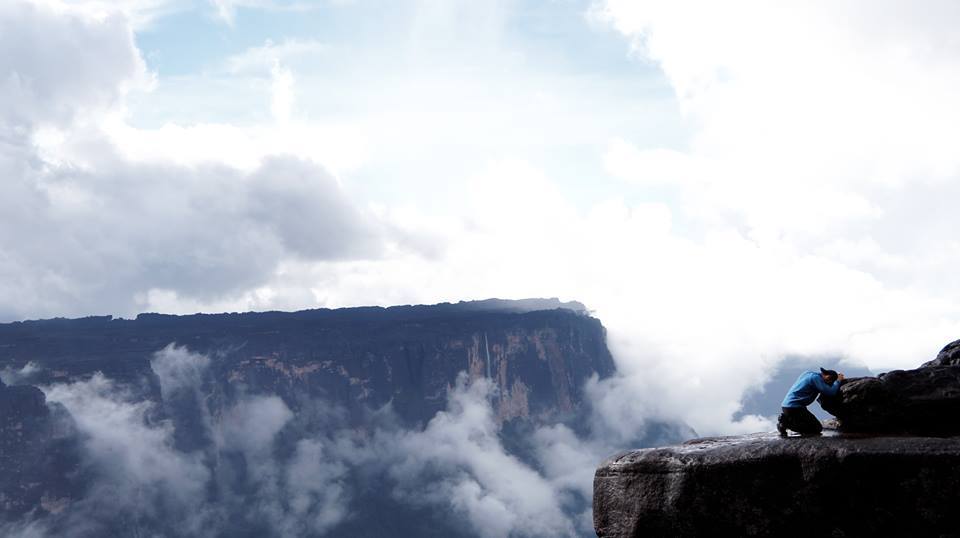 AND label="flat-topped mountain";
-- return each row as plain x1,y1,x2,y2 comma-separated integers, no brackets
0,297,608,426
0,298,627,537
